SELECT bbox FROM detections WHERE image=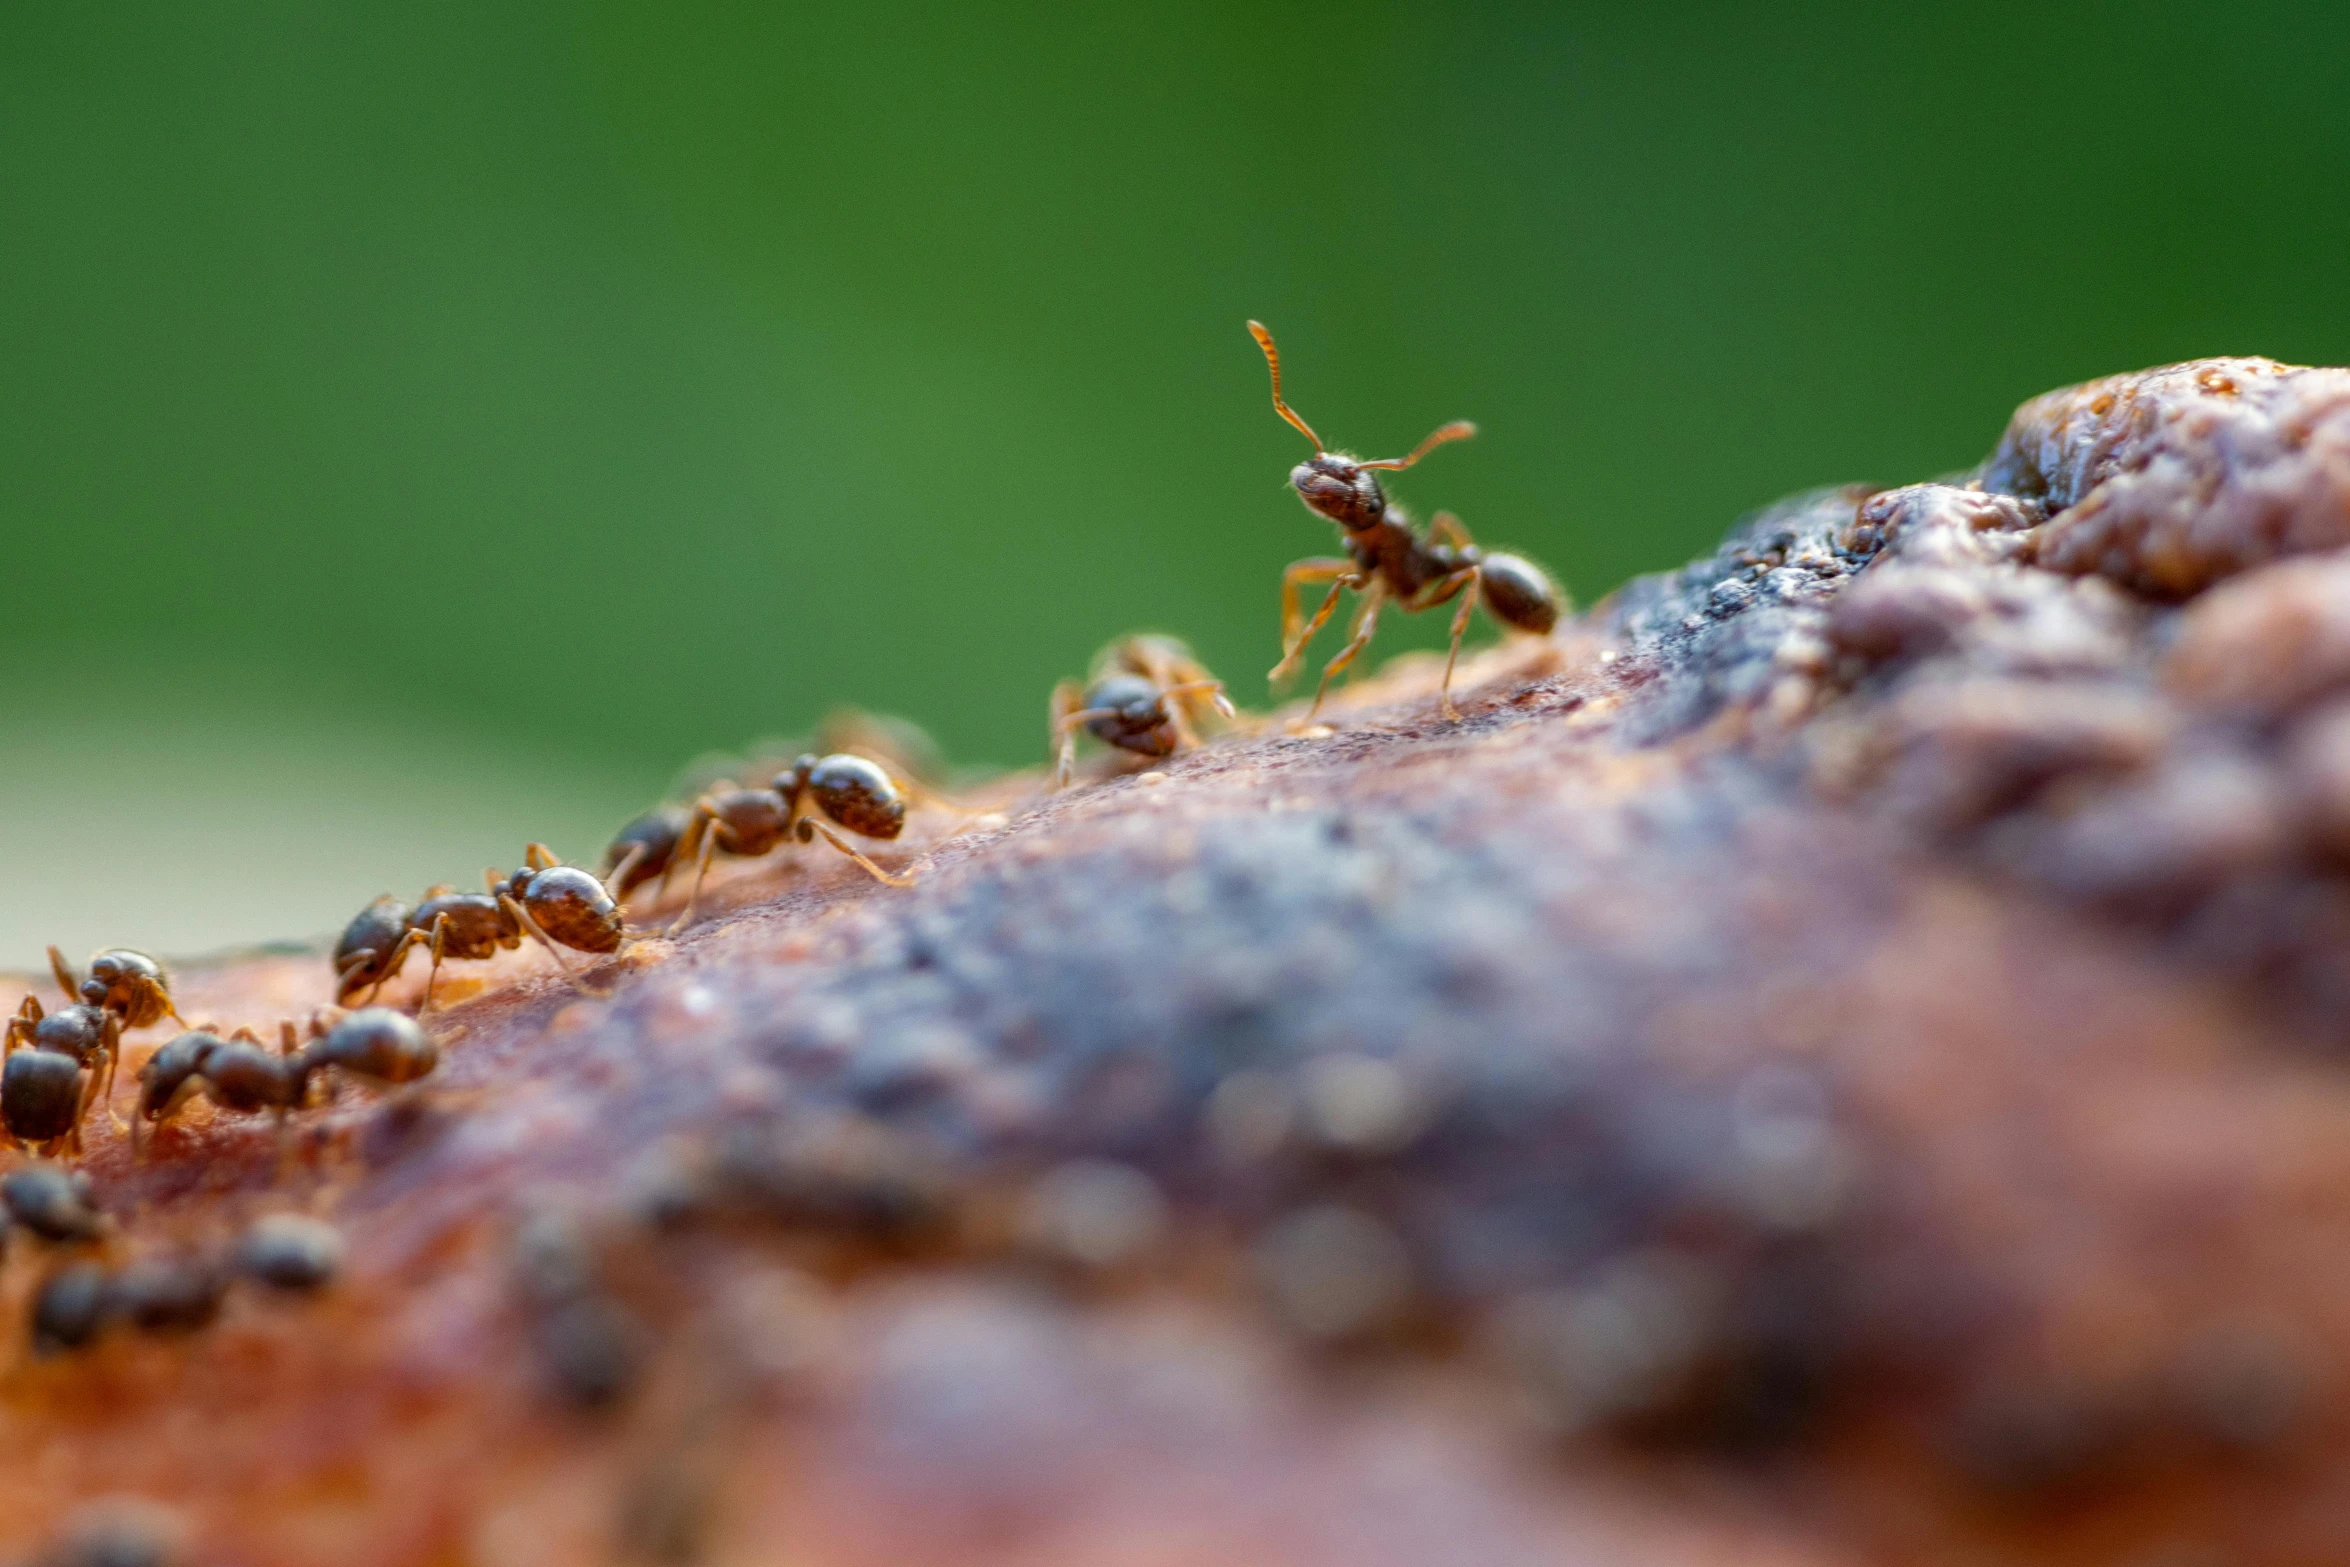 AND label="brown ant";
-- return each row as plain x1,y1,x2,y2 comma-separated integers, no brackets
333,845,626,1010
1247,321,1563,722
133,1006,439,1152
52,947,182,1031
667,753,915,933
1050,634,1237,787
